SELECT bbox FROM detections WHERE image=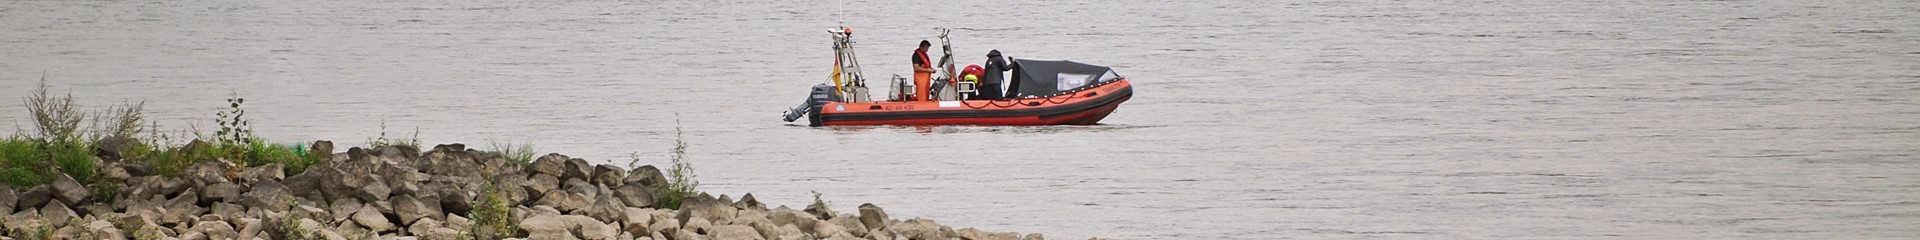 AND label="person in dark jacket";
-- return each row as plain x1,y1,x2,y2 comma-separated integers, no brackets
978,49,1011,99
